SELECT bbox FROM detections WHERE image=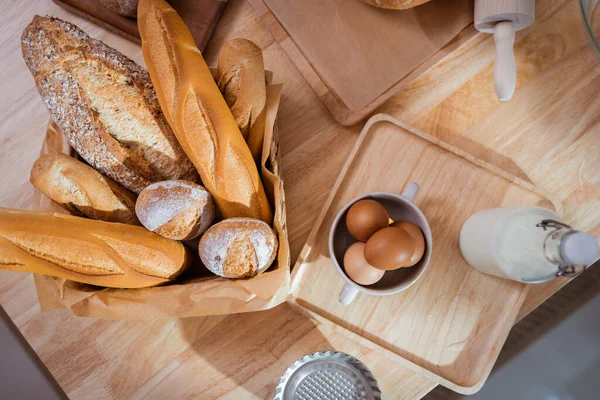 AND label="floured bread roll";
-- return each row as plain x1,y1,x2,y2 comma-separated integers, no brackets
136,180,215,240
198,218,278,278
